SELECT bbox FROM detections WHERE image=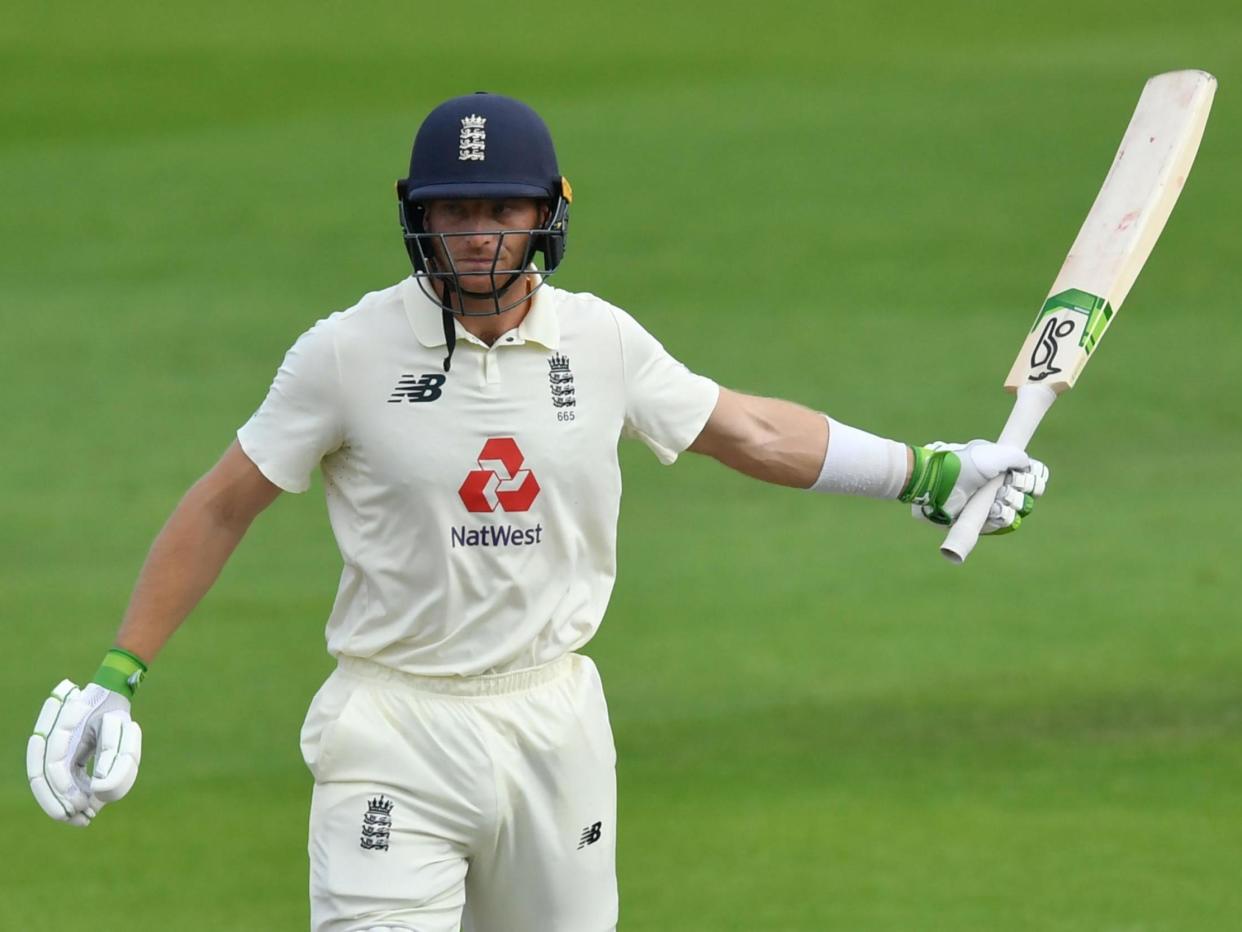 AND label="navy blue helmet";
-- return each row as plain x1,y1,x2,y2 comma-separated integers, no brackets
396,93,571,318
